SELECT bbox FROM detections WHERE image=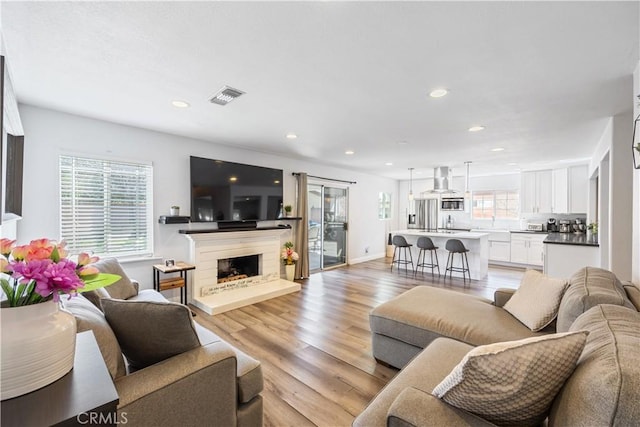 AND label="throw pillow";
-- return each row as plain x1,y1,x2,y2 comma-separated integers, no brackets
101,298,201,370
92,258,138,300
432,331,588,426
63,294,127,379
504,269,568,331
